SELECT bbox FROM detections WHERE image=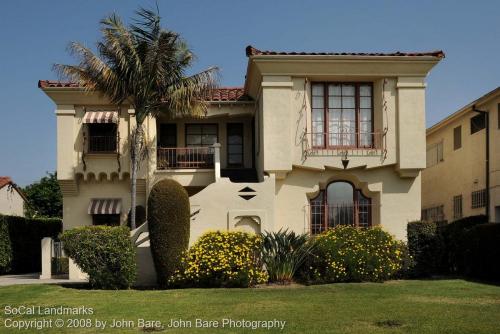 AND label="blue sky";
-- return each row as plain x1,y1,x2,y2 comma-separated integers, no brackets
0,0,499,185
